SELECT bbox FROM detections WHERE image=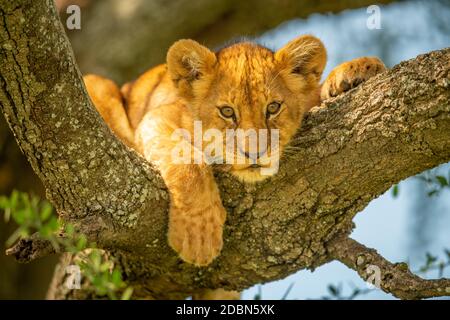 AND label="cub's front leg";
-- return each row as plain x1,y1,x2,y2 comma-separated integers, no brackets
165,163,226,266
135,106,226,266
321,56,386,100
